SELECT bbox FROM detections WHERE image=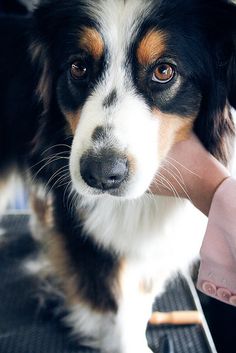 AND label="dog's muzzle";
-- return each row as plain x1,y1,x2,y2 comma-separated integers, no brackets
80,150,129,191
